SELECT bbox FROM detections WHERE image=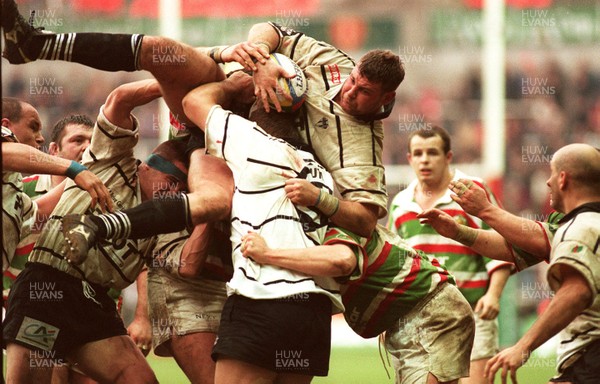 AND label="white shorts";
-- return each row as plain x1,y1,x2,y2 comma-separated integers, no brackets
384,283,475,384
147,267,227,357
